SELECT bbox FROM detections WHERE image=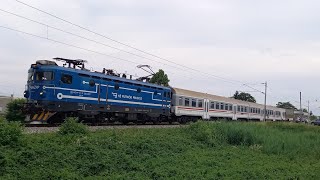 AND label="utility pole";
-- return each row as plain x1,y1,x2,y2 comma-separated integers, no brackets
308,100,310,120
263,81,267,121
300,92,302,121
